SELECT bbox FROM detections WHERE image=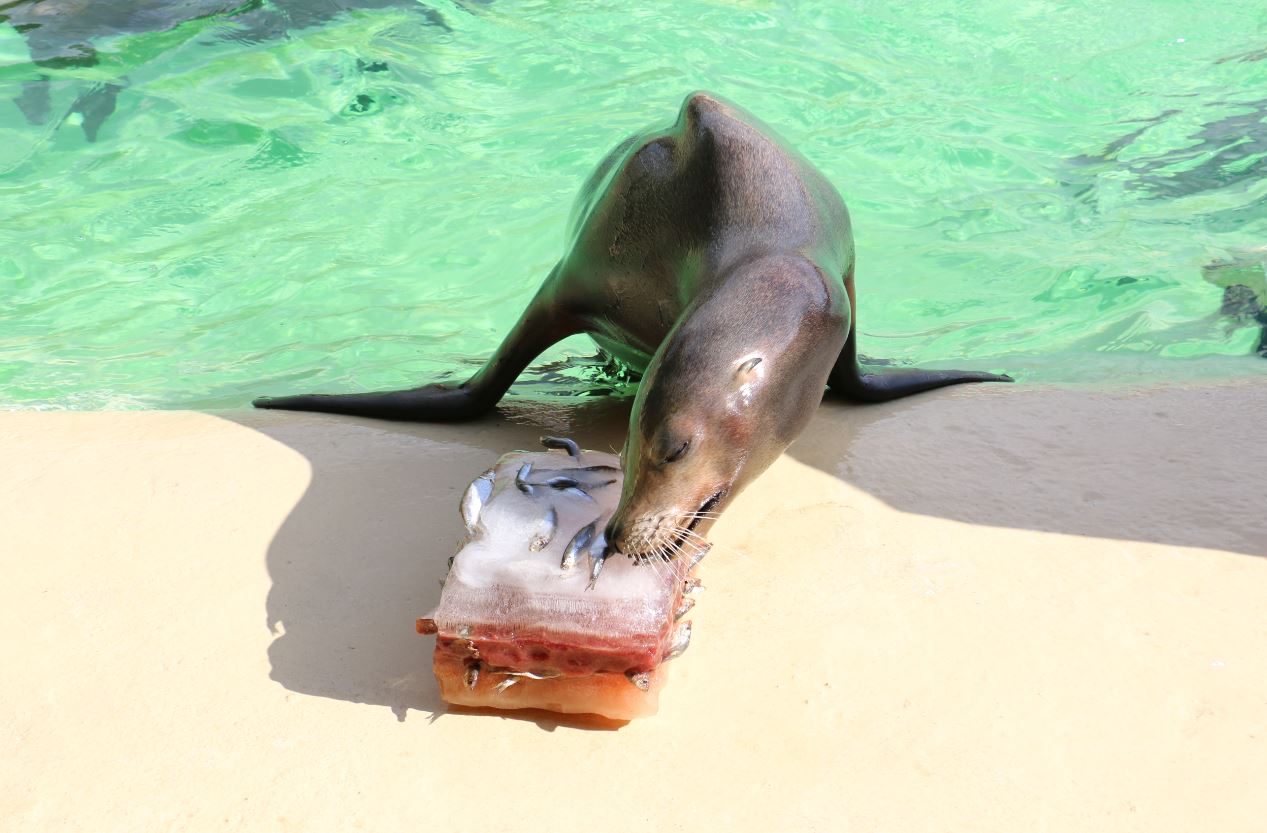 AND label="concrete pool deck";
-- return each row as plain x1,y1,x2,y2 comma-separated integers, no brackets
3,380,1265,831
